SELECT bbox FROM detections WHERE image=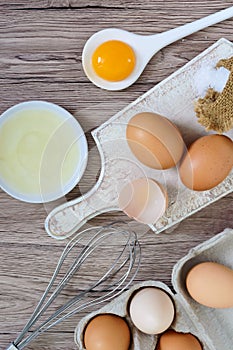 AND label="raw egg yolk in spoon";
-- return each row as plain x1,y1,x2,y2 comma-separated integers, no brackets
91,40,136,81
